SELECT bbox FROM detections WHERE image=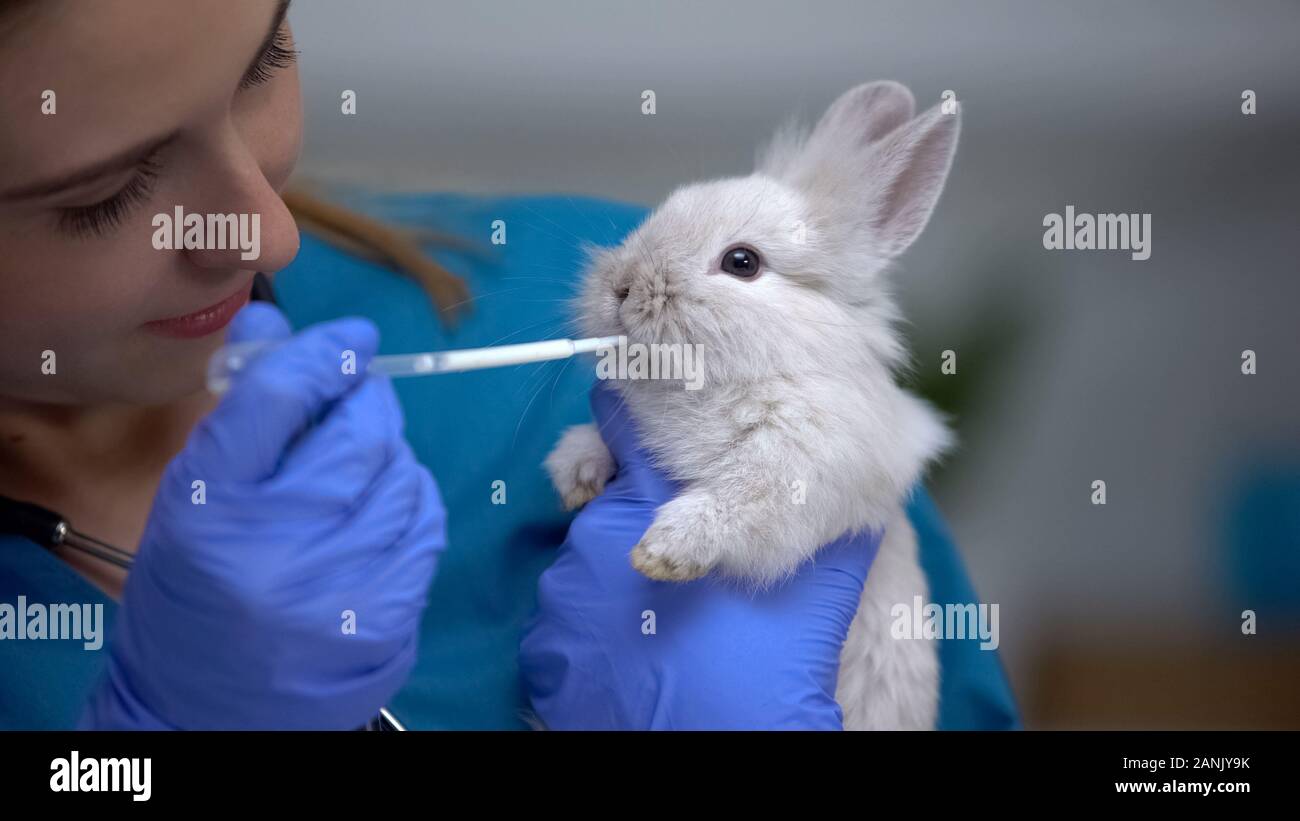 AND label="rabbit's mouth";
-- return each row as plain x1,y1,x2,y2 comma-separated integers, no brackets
614,314,674,349
617,284,690,342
